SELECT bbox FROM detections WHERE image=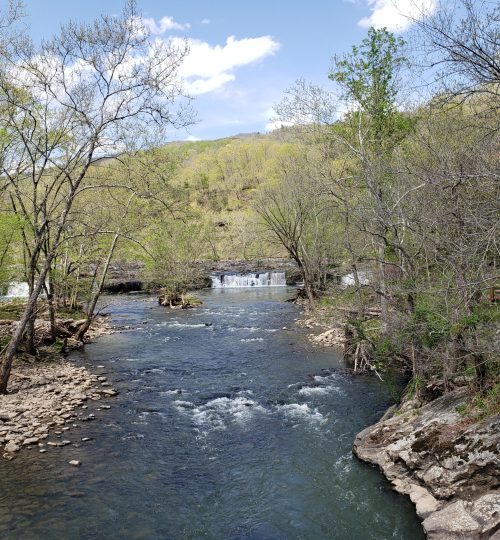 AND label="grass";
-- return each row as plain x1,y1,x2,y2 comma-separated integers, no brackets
454,382,500,420
0,300,27,320
0,299,86,321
